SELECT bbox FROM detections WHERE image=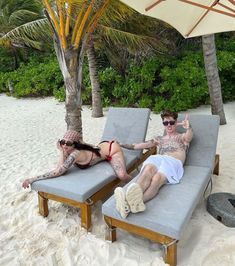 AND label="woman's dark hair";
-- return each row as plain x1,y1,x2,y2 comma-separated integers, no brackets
160,110,178,120
73,142,101,157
